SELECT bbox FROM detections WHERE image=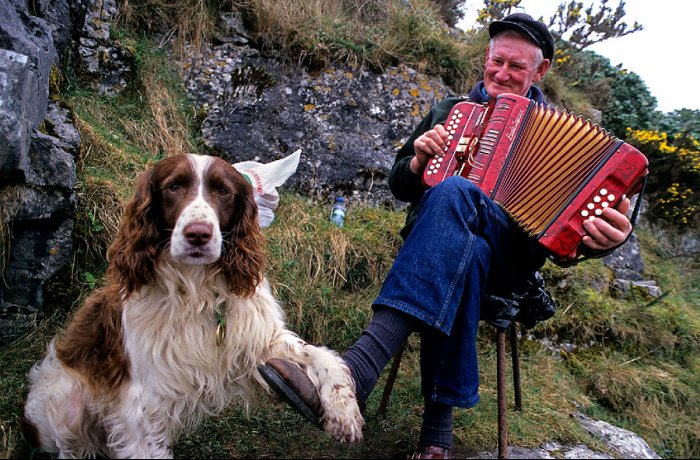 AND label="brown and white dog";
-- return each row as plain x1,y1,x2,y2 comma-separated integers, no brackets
22,154,363,458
